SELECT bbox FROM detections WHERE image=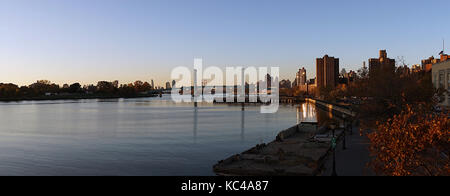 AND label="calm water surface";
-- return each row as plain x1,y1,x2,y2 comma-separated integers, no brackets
0,95,329,176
